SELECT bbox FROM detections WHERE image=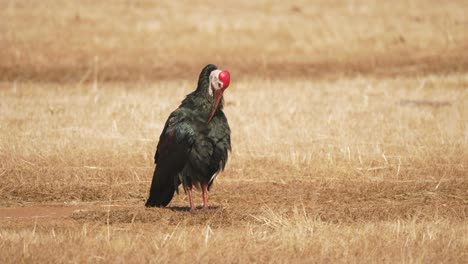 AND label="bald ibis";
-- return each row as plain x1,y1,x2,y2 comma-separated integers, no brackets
145,64,231,211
